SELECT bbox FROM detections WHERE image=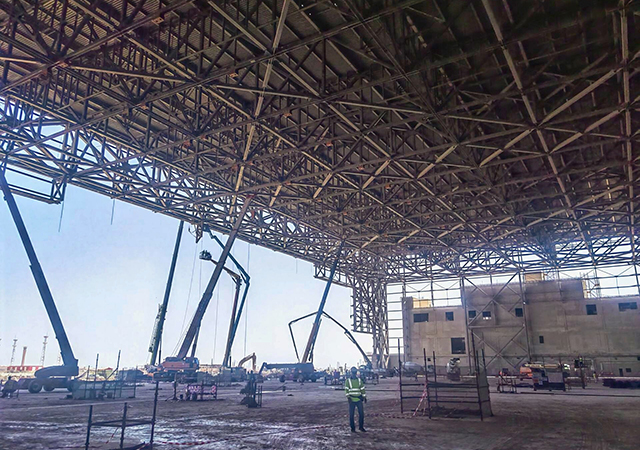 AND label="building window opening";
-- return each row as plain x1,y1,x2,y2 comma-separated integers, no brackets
451,337,466,355
539,335,545,344
445,311,454,321
482,311,492,320
618,302,638,311
515,307,523,317
586,304,598,315
414,313,429,323
468,310,476,319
